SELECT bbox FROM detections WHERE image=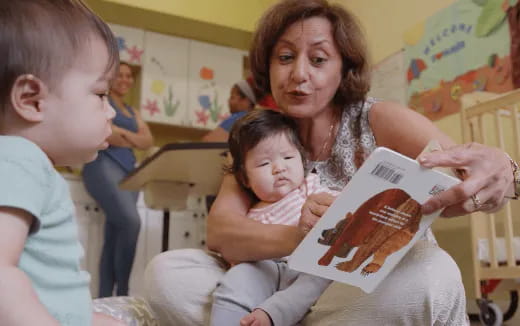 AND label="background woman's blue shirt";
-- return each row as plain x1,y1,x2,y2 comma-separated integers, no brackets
101,97,139,173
